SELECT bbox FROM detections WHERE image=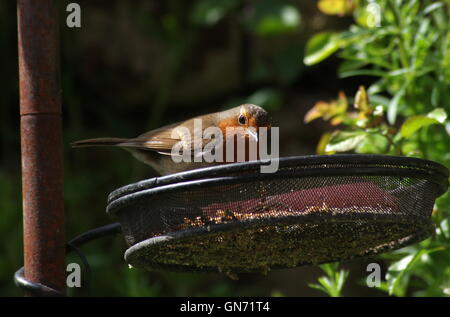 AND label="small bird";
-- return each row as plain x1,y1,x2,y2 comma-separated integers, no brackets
72,104,271,175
